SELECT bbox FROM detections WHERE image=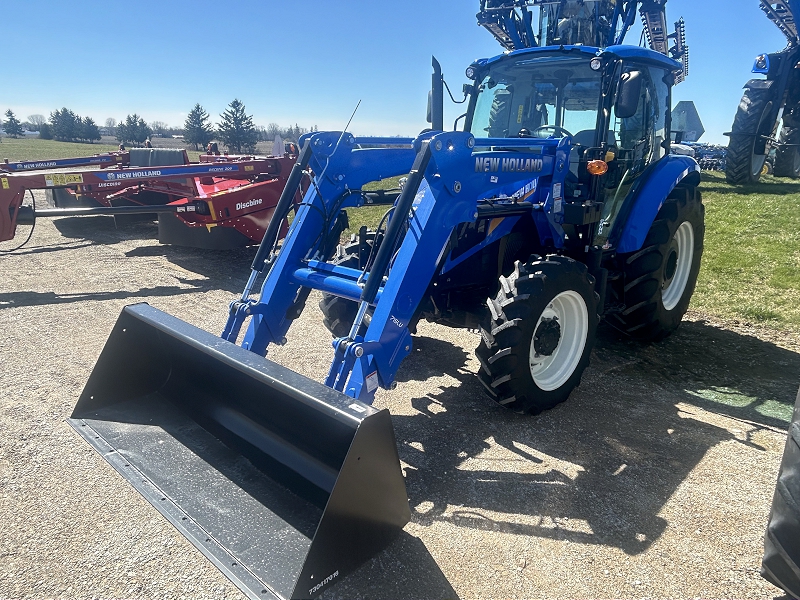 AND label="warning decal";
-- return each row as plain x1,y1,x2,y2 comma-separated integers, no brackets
365,371,379,393
45,173,84,187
